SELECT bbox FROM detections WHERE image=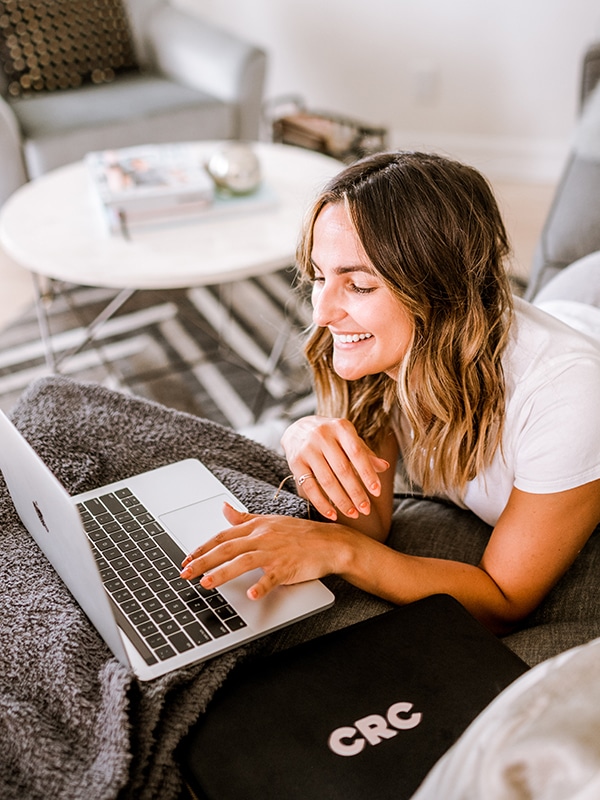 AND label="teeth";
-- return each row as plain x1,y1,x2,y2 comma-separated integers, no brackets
336,333,373,343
